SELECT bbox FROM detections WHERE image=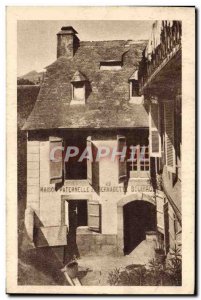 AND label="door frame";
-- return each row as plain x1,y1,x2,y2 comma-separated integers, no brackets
61,194,92,226
117,192,156,256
